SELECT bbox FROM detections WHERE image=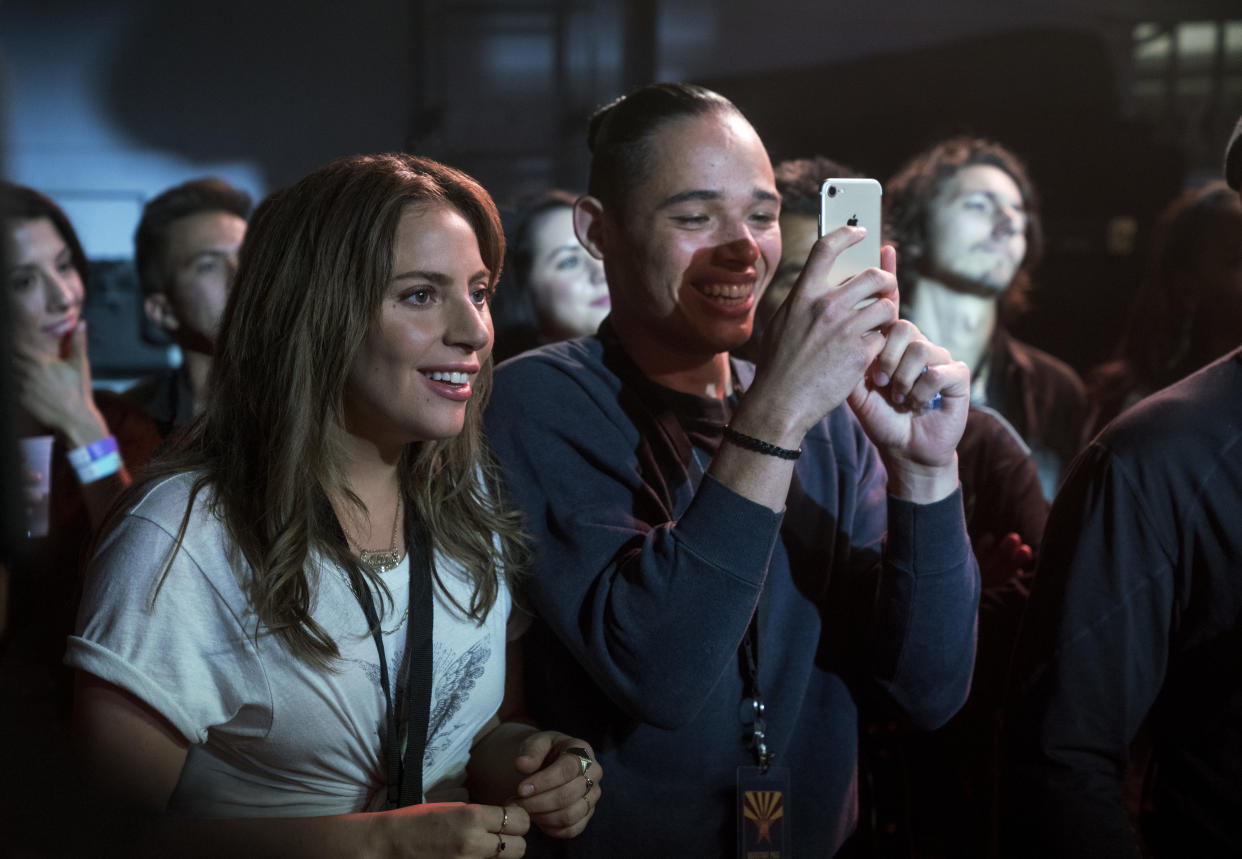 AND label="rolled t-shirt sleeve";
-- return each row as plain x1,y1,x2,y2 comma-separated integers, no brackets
66,509,271,745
